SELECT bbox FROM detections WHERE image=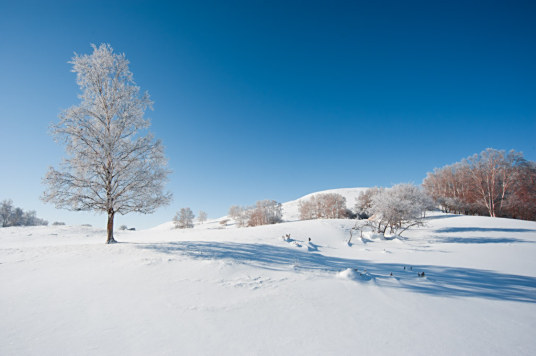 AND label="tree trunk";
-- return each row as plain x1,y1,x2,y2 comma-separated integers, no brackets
107,211,116,244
